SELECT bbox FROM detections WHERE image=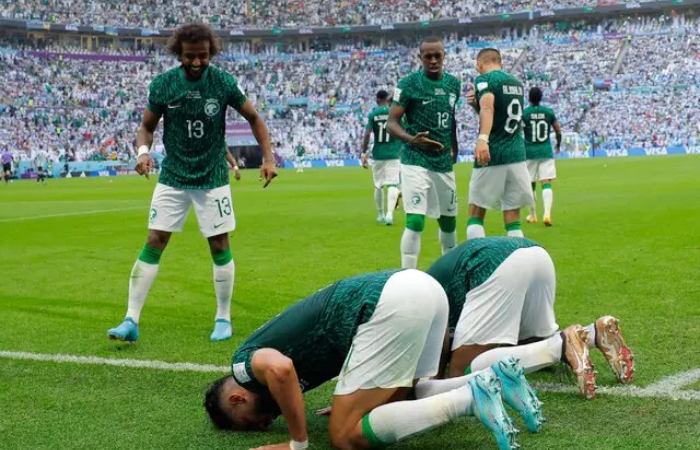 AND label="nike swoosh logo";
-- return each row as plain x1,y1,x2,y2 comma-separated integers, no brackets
213,222,225,229
214,279,226,282
167,104,182,109
422,99,434,105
